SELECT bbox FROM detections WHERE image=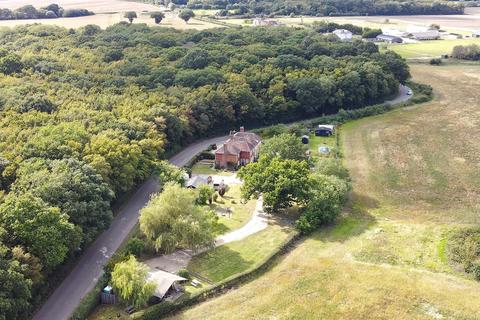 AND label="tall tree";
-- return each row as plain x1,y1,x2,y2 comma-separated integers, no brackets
179,9,194,24
12,158,114,244
150,11,165,24
260,133,308,161
111,255,155,308
139,183,216,253
238,157,311,213
0,194,78,270
124,11,137,23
